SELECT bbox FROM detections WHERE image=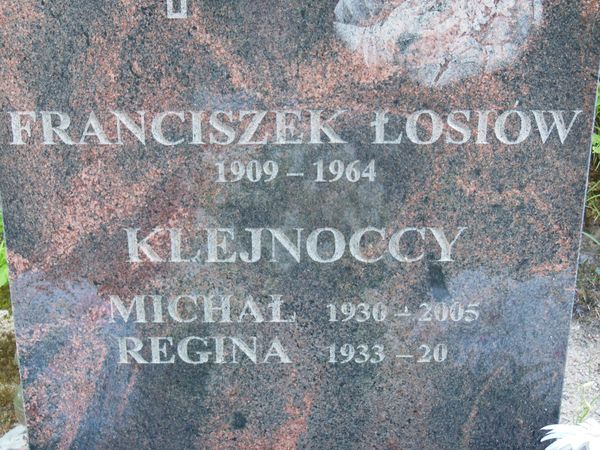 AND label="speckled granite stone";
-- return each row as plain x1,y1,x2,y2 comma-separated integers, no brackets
0,1,598,449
